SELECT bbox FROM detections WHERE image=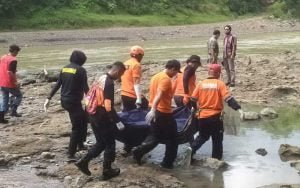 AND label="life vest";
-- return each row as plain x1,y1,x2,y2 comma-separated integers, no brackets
0,54,17,88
